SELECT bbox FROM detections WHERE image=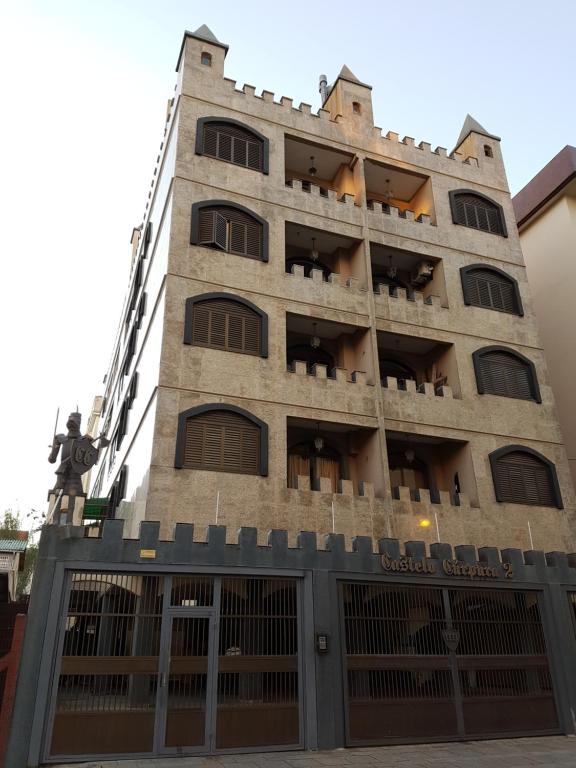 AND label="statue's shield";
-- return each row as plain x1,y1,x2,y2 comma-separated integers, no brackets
70,437,99,474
